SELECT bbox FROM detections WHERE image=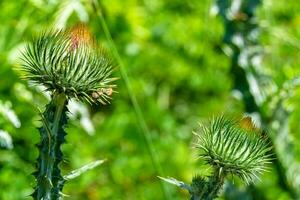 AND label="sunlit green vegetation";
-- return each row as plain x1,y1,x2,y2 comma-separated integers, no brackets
1,0,300,199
